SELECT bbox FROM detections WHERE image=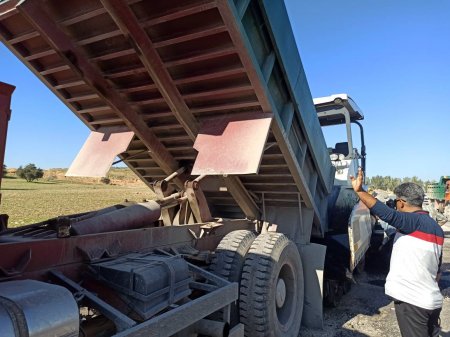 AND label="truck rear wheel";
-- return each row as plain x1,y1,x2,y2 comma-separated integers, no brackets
239,233,304,337
210,230,257,282
324,279,344,307
210,230,257,324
